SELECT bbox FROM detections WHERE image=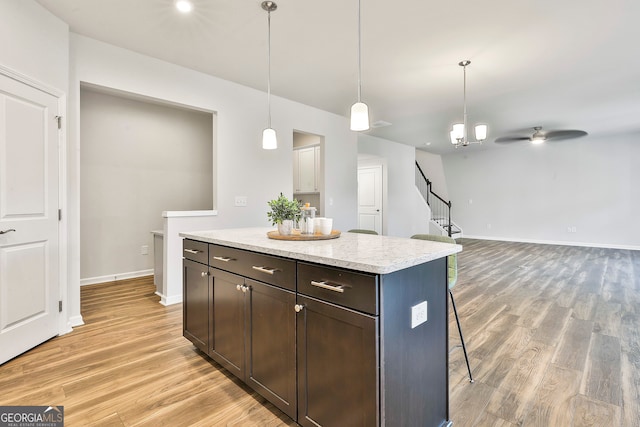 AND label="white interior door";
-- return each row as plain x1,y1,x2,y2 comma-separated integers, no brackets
0,73,60,365
357,165,382,234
